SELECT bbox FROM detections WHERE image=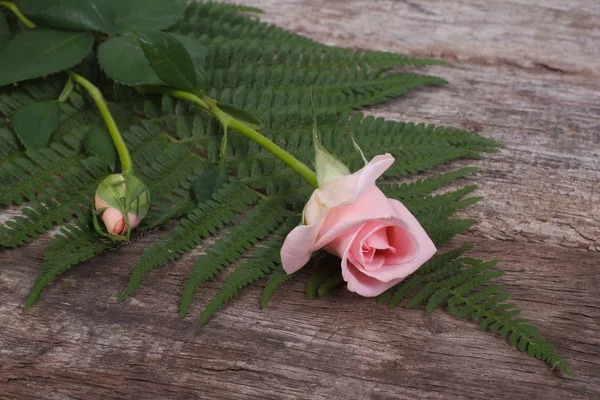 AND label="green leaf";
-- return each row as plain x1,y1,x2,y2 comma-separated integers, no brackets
191,166,228,204
0,29,94,87
98,34,207,87
169,33,209,89
18,0,117,35
111,0,185,33
82,124,116,169
0,12,10,50
12,100,60,150
218,103,262,128
97,36,163,86
132,30,201,93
